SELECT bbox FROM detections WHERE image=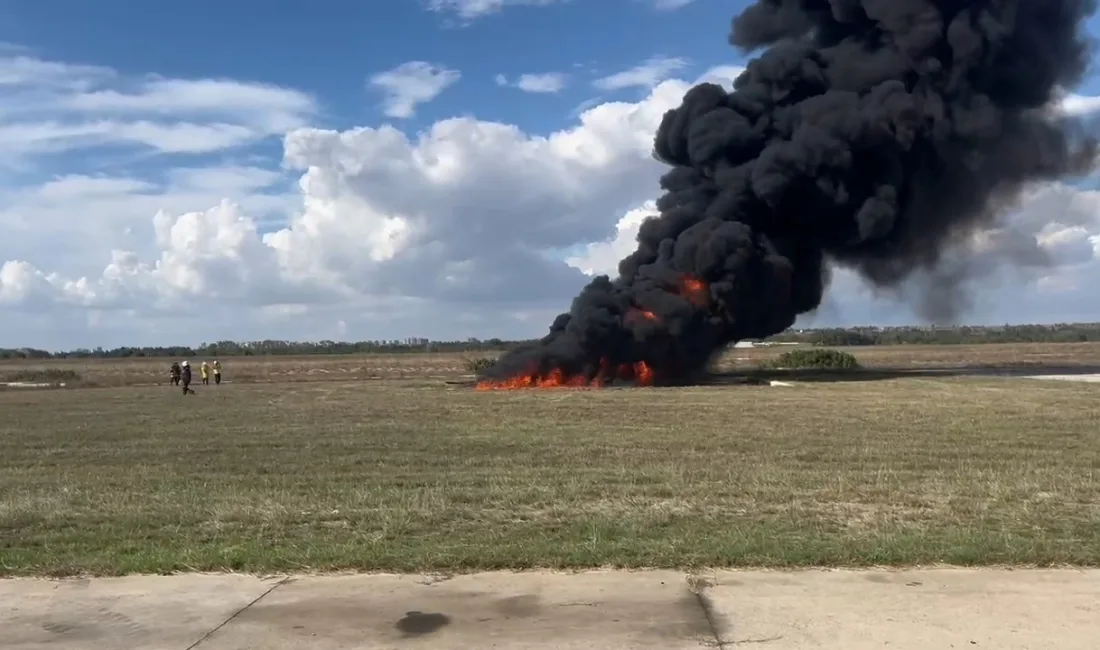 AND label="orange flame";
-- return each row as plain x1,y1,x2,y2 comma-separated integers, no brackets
475,359,655,390
679,275,709,306
476,285,685,391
